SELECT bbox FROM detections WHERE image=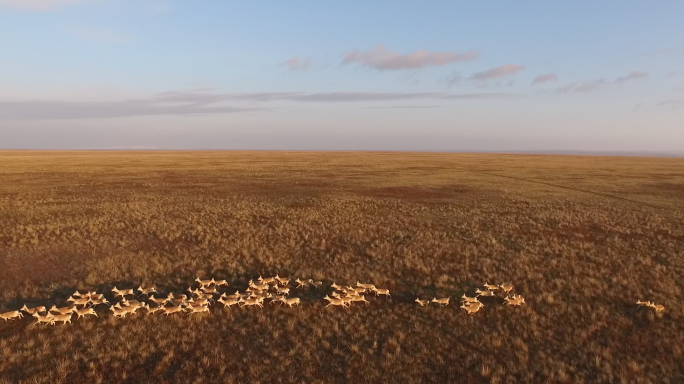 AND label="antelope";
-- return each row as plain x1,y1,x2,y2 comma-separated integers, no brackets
214,279,229,287
33,312,54,325
188,298,211,307
200,286,219,295
431,297,450,307
483,282,499,291
162,305,185,316
281,297,301,308
309,279,323,288
75,307,98,319
49,305,75,315
461,295,480,304
0,310,23,321
186,305,210,315
109,306,129,318
72,290,87,298
269,294,286,304
195,277,215,287
167,293,187,302
137,286,157,295
21,304,47,315
357,282,376,290
461,302,483,315
67,296,91,307
373,288,391,297
149,295,168,305
276,287,290,296
248,280,269,291
353,287,367,295
275,275,290,286
111,287,134,298
217,296,238,308
499,283,514,294
504,296,525,306
331,282,342,291
324,295,349,308
85,291,102,299
652,304,665,312
239,297,264,309
350,295,369,305
52,313,73,325
476,289,496,297
415,298,429,307
146,305,164,315
258,276,277,285
225,291,242,301
295,278,307,289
